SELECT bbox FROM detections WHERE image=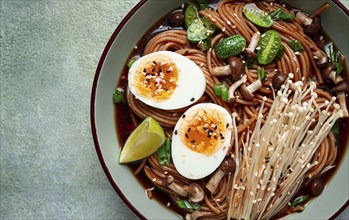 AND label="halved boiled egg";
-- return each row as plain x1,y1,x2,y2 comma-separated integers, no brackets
171,103,232,179
128,51,206,110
